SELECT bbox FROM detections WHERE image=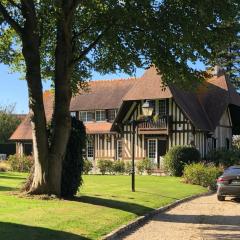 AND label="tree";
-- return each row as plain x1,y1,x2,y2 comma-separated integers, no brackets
211,18,240,88
0,104,20,143
0,1,239,196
